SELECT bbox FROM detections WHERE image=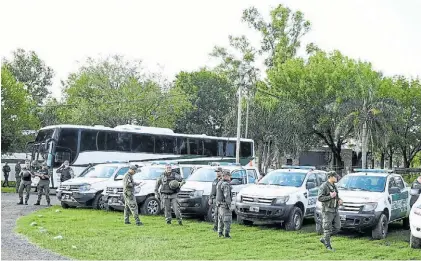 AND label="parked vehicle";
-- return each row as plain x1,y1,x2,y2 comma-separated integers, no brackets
409,196,421,248
57,162,136,209
177,163,259,222
235,166,327,230
101,162,198,215
315,169,410,239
